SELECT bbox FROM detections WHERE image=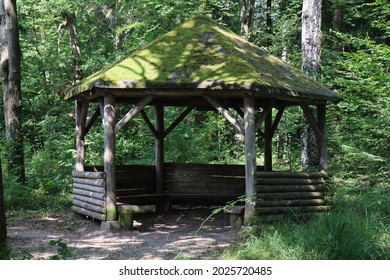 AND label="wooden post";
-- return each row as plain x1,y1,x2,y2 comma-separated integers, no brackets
243,96,256,224
103,94,117,221
75,101,88,172
264,106,273,171
317,104,327,172
155,104,164,195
